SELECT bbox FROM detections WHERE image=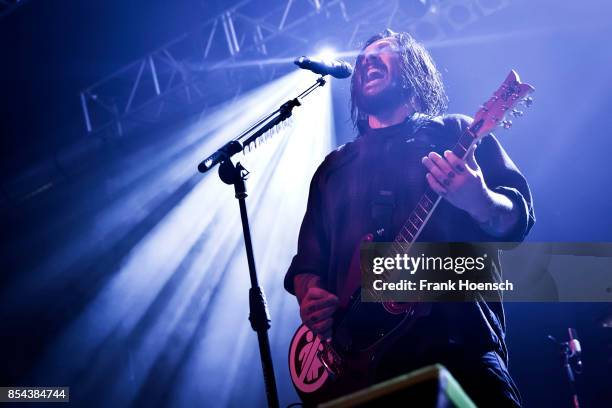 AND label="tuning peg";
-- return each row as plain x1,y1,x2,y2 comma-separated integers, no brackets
500,119,513,129
521,96,533,107
511,109,524,117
